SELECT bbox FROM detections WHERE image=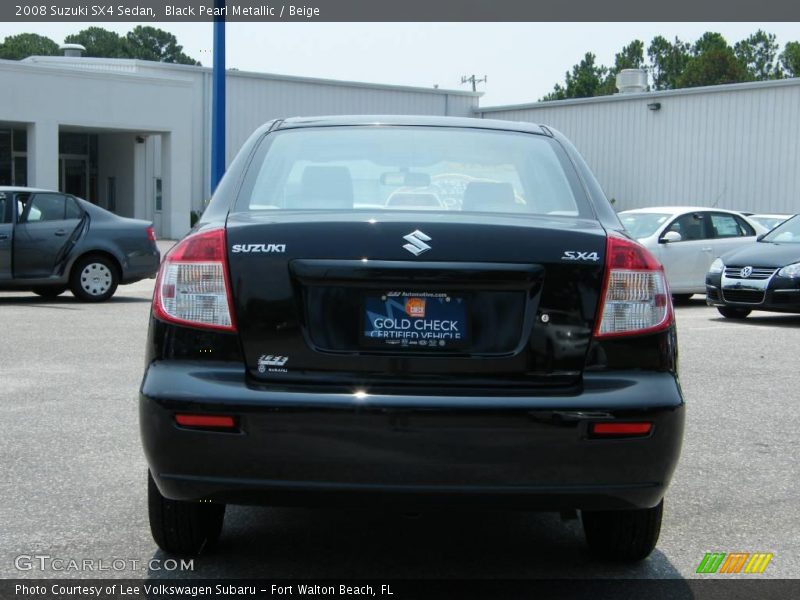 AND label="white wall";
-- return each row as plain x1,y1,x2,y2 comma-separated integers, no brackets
479,79,800,214
0,59,195,238
97,133,136,217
